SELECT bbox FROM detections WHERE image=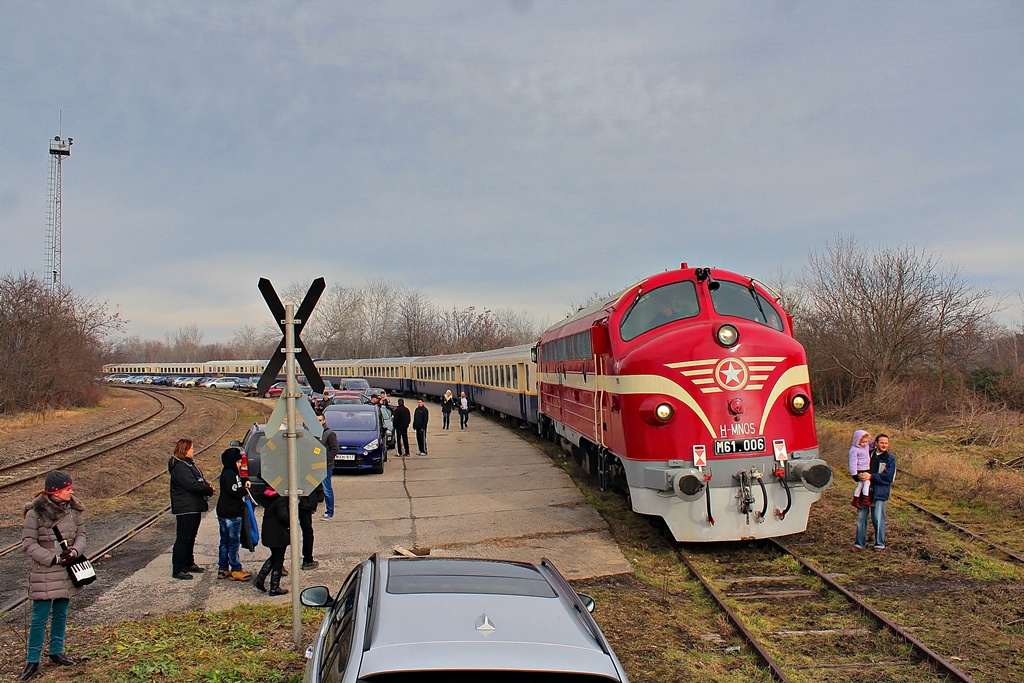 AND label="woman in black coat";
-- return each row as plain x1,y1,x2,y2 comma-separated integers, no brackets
252,487,289,596
168,438,214,580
